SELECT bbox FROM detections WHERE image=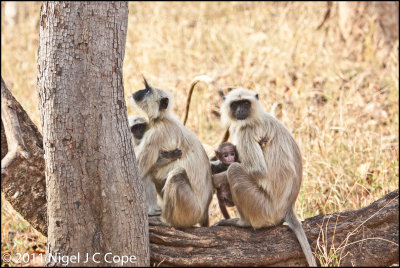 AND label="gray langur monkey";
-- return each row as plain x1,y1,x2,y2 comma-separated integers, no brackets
129,78,213,228
128,115,182,216
216,88,317,267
